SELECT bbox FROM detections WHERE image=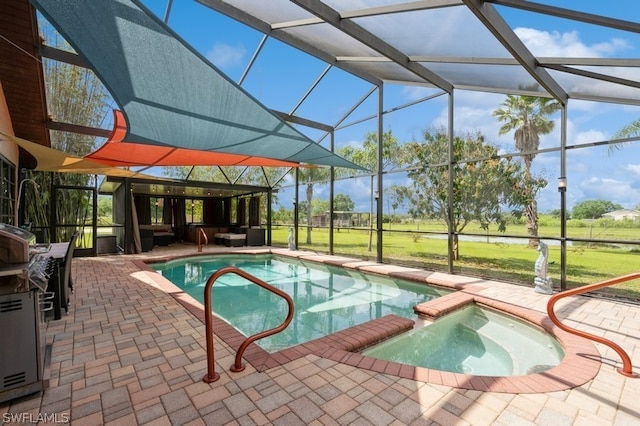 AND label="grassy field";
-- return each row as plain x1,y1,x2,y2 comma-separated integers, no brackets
88,216,640,300
271,222,640,301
